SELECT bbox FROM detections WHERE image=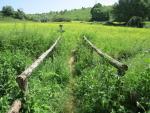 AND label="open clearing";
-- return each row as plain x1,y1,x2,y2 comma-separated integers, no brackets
0,22,150,113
